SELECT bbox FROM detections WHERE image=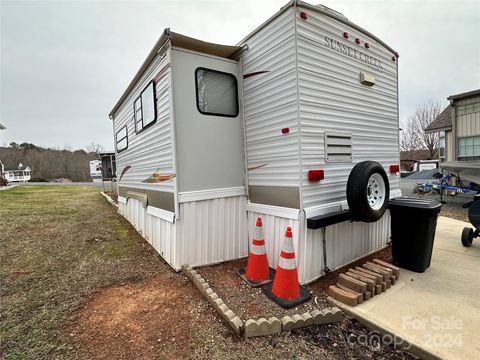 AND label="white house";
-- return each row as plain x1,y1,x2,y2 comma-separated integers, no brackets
108,0,401,284
4,163,32,183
